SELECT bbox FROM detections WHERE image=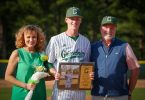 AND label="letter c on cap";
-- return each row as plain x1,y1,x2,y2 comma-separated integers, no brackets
73,9,77,14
